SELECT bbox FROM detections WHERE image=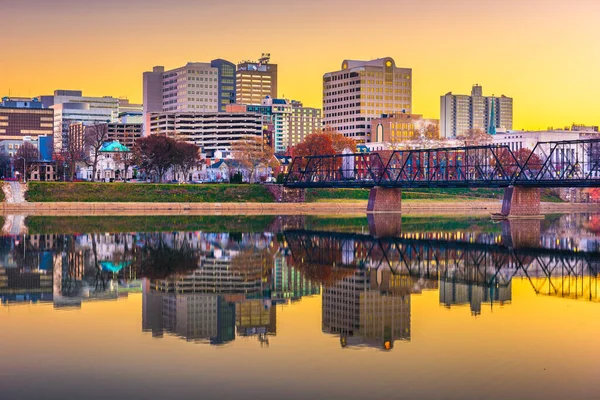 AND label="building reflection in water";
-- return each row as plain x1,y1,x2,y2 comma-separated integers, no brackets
1,213,600,350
